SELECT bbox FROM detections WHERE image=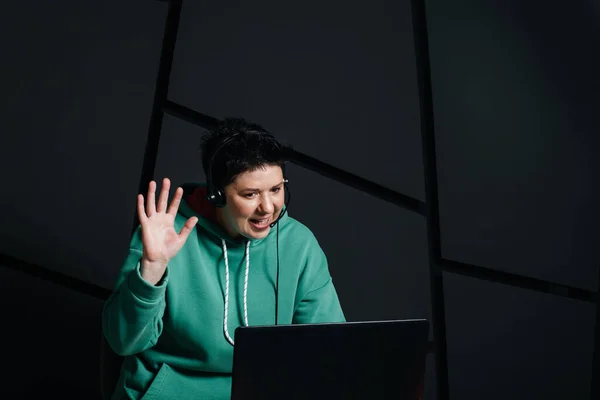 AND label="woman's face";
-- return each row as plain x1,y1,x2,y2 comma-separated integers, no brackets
217,164,285,240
